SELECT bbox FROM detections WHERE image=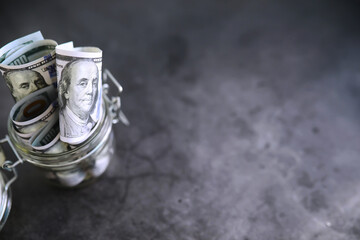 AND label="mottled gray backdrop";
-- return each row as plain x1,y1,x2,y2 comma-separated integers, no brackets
0,0,360,239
